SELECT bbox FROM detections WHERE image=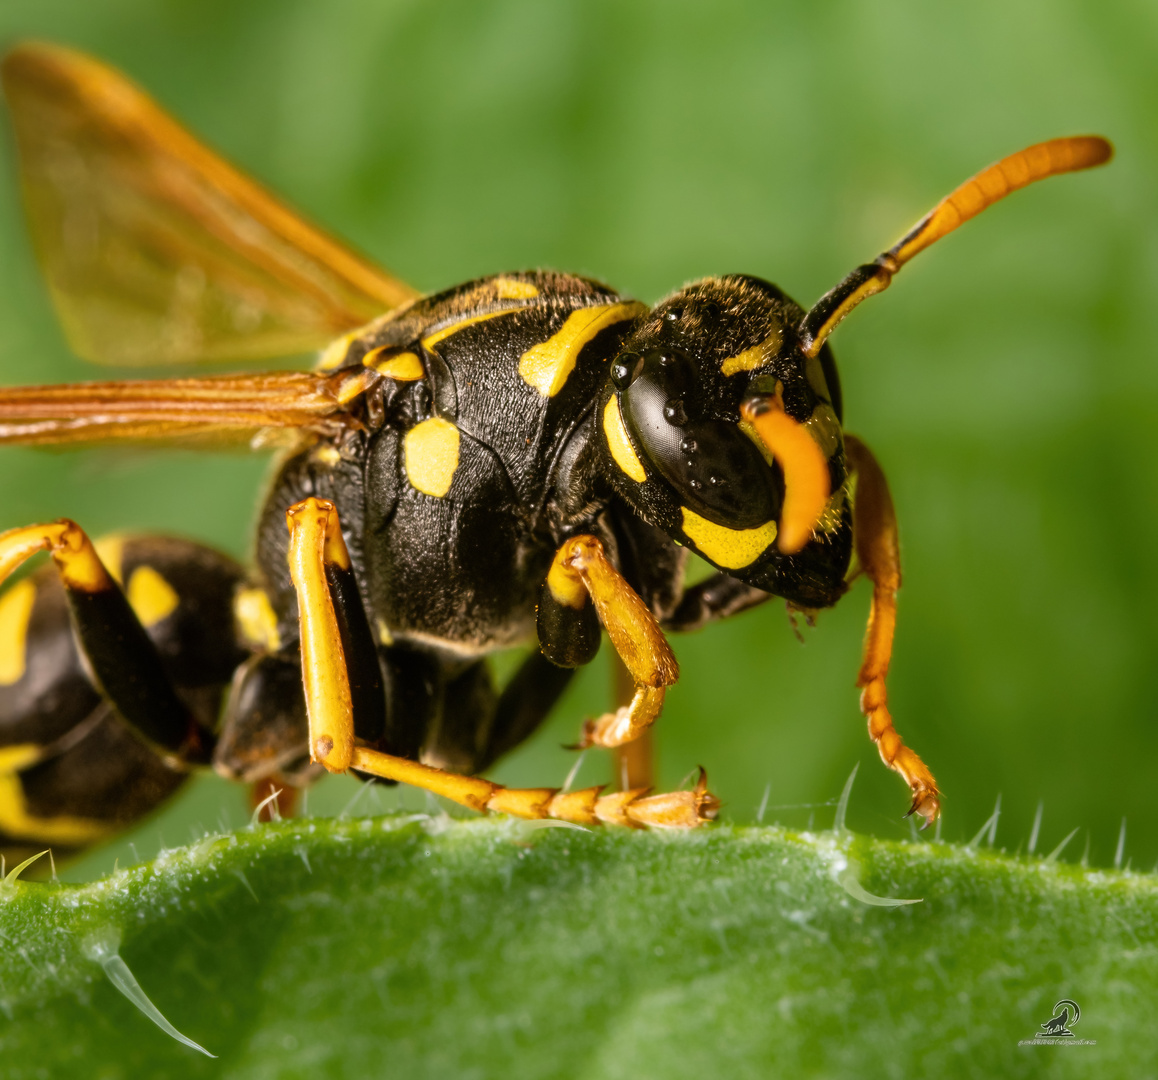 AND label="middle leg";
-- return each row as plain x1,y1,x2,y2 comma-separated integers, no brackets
285,497,716,828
